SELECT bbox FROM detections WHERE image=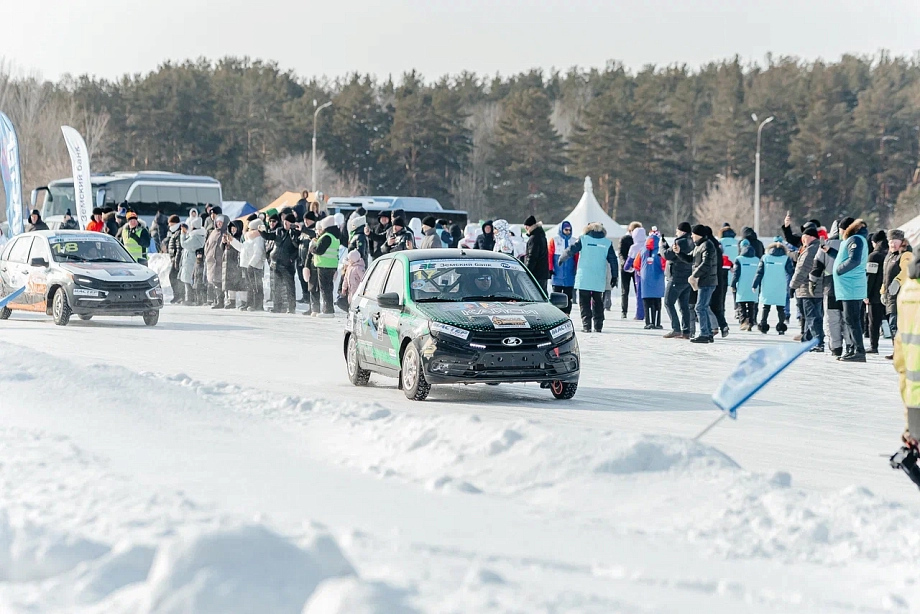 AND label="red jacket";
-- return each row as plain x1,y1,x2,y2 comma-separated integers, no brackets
86,219,105,233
